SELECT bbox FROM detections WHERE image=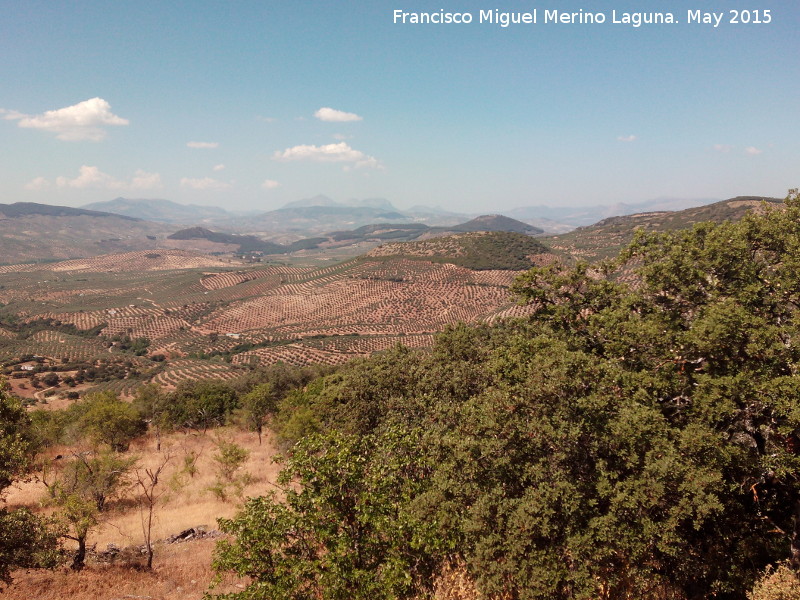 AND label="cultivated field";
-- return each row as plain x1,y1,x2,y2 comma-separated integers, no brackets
0,241,540,395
